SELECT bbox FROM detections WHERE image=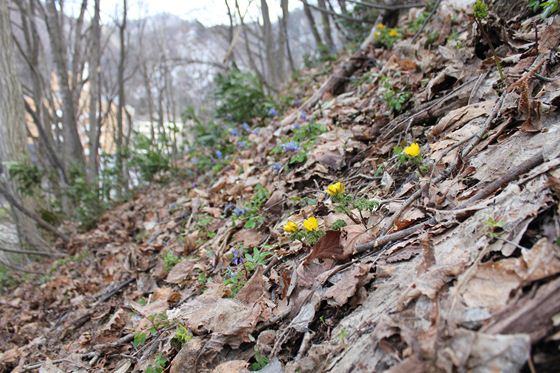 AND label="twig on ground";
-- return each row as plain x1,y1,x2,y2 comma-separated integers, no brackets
412,0,442,42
